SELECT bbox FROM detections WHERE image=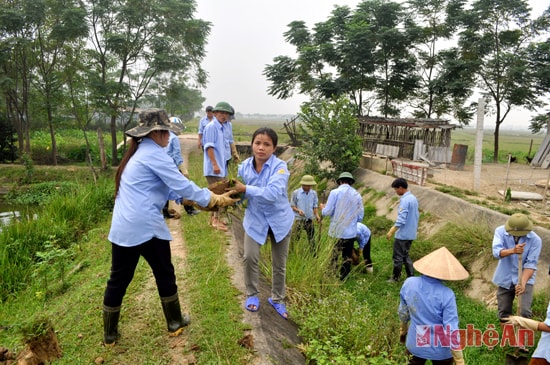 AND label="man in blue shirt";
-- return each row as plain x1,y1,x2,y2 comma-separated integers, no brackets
291,175,321,249
321,171,364,280
386,178,419,283
492,213,541,322
203,102,231,231
197,105,213,150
